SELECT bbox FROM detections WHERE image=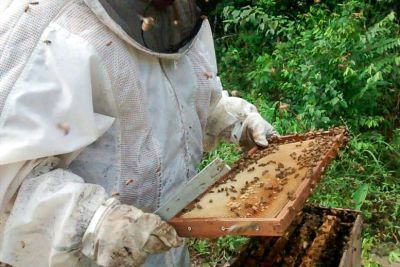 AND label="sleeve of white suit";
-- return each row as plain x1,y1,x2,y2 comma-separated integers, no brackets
0,0,12,15
0,24,113,266
0,165,107,267
197,22,275,151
